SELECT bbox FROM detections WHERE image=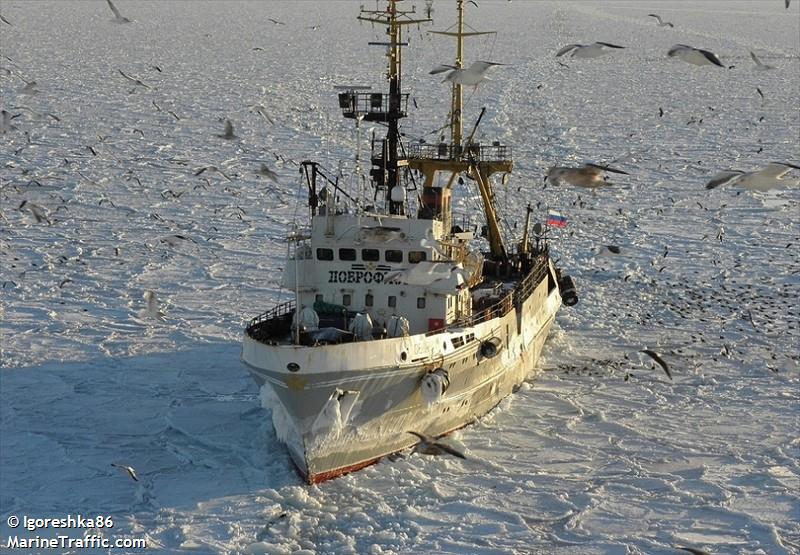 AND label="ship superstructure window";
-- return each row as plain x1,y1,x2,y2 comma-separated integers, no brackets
362,249,379,261
343,294,351,306
315,294,323,303
417,297,426,309
365,294,374,307
408,251,426,263
317,248,333,261
339,248,356,261
385,249,403,263
388,296,397,308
